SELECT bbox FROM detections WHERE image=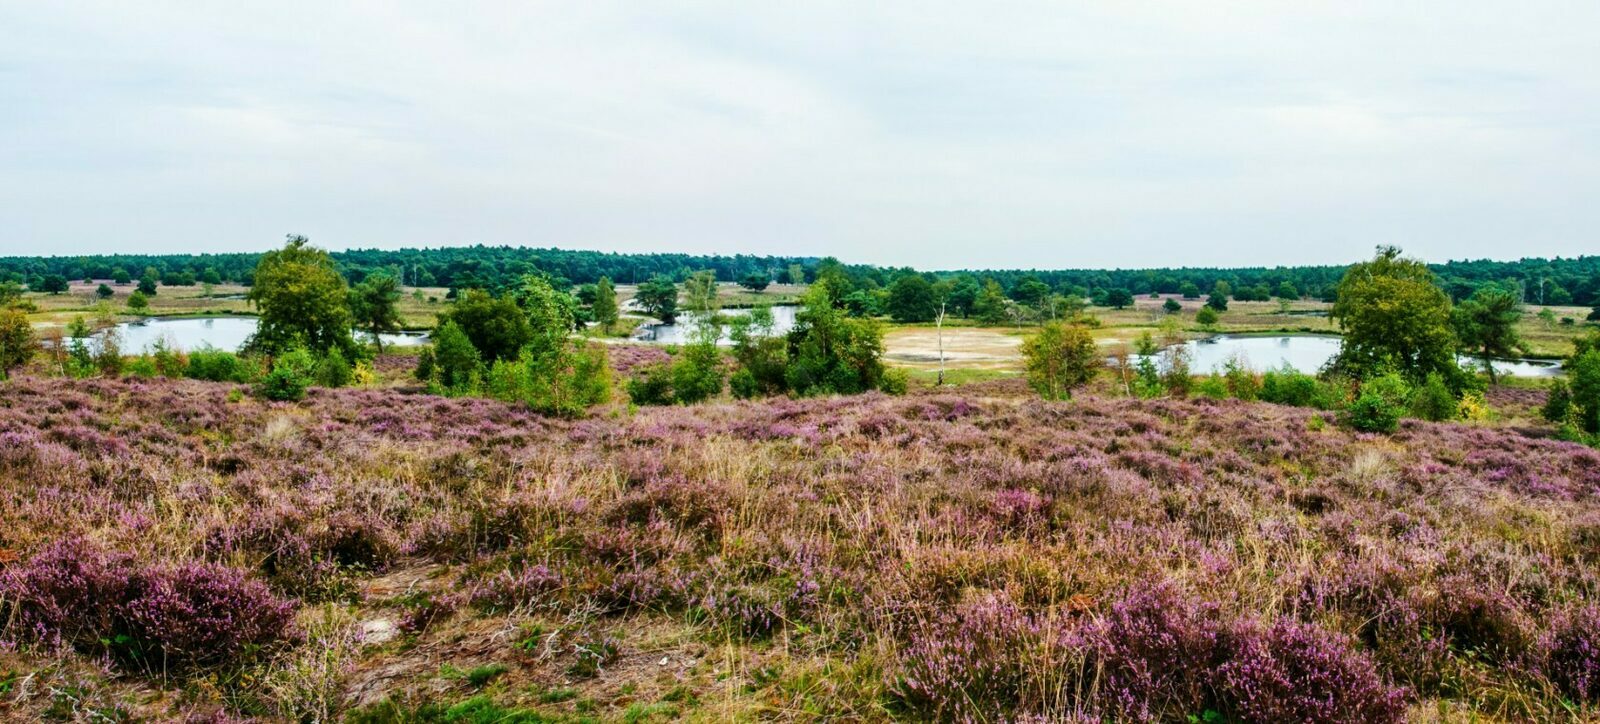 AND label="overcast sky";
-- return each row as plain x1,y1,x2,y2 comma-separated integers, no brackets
2,2,1597,268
